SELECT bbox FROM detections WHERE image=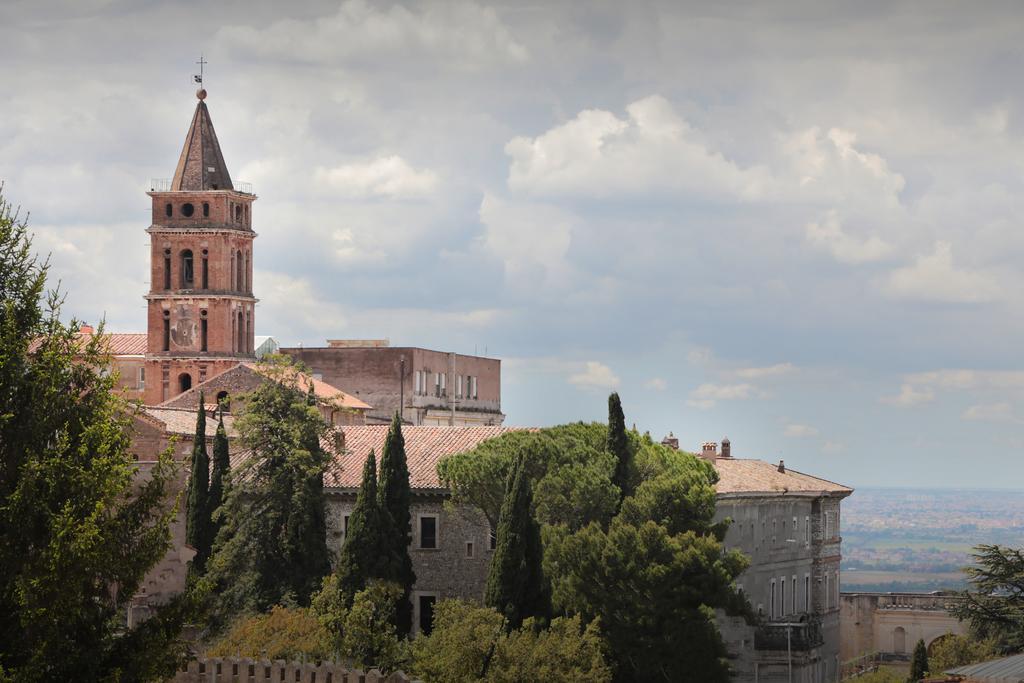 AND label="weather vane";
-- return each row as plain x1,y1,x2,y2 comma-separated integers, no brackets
194,54,207,86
